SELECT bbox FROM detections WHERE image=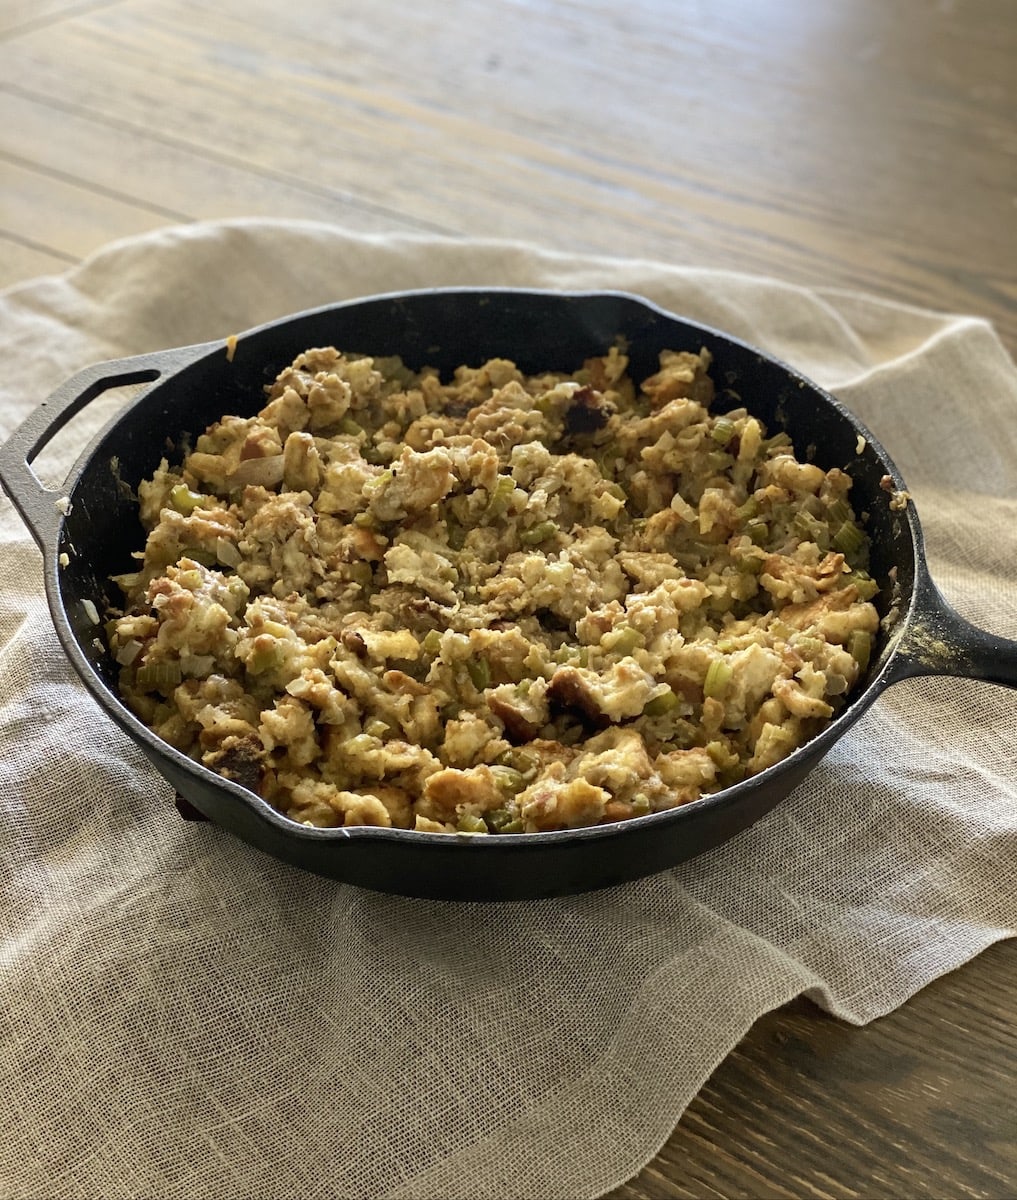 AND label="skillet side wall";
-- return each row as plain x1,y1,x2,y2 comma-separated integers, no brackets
146,728,828,900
